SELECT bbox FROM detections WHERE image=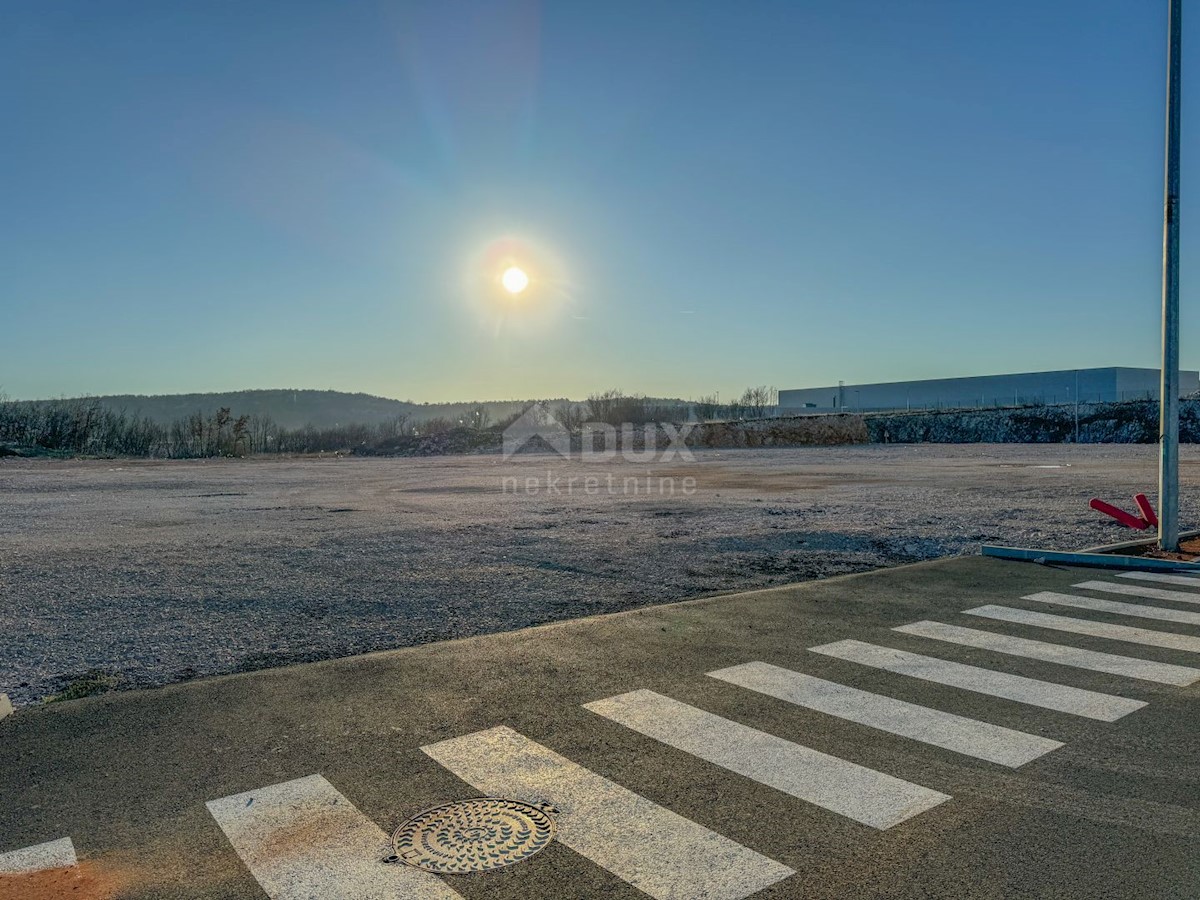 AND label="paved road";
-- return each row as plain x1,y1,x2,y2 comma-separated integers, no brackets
2,557,1199,899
